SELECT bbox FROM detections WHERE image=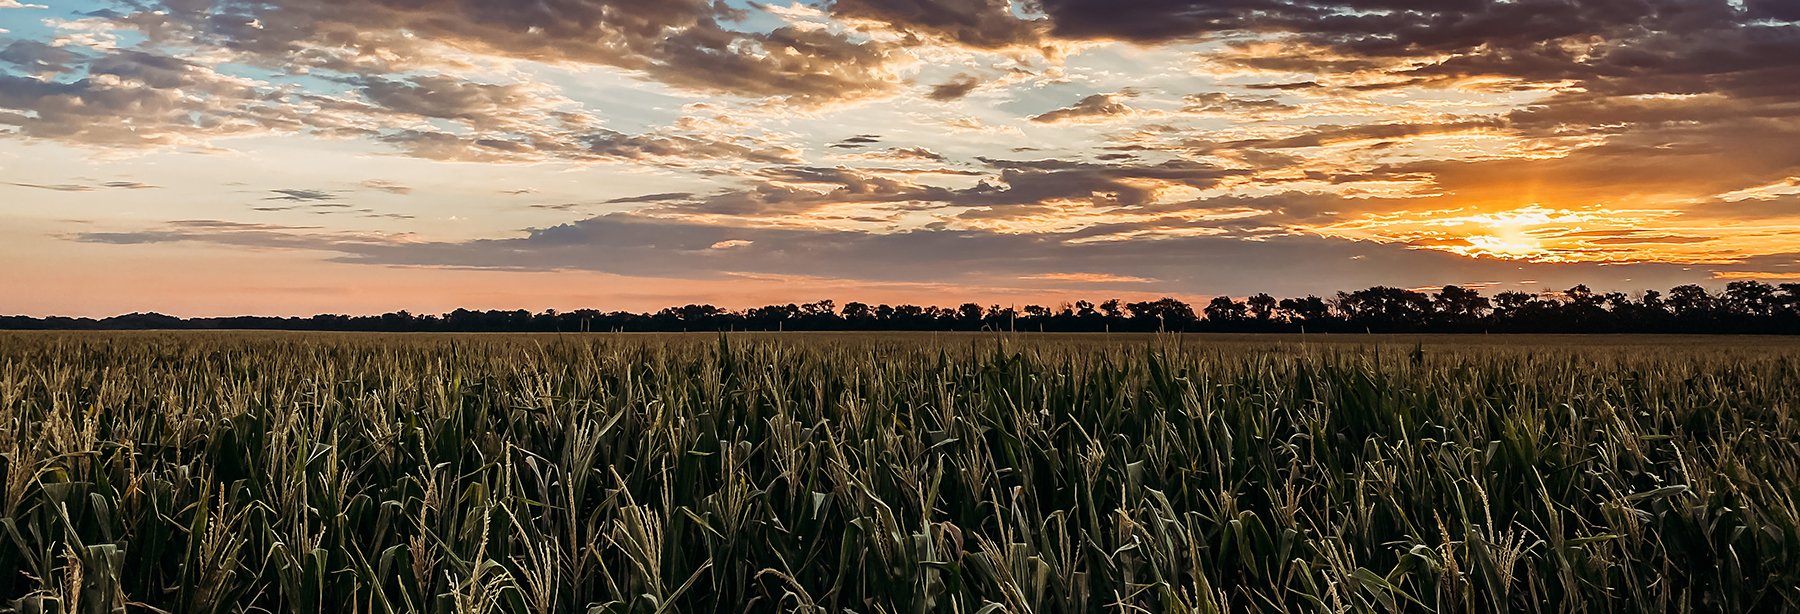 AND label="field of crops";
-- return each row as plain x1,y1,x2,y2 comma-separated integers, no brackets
1,331,1797,613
